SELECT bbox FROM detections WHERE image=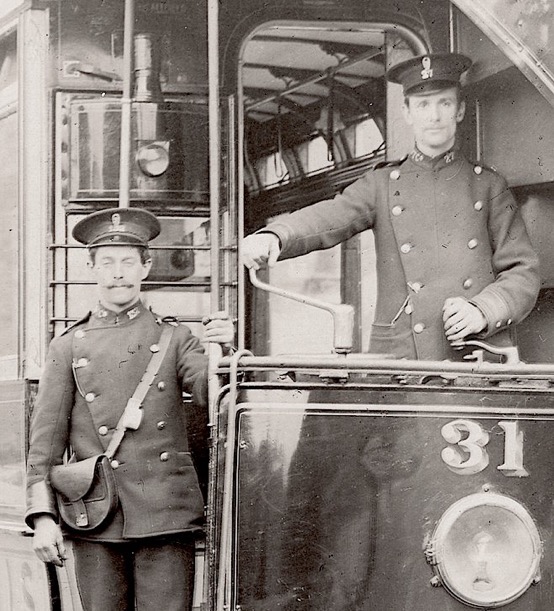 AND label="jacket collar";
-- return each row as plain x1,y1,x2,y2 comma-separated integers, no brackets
90,299,146,326
409,145,461,170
